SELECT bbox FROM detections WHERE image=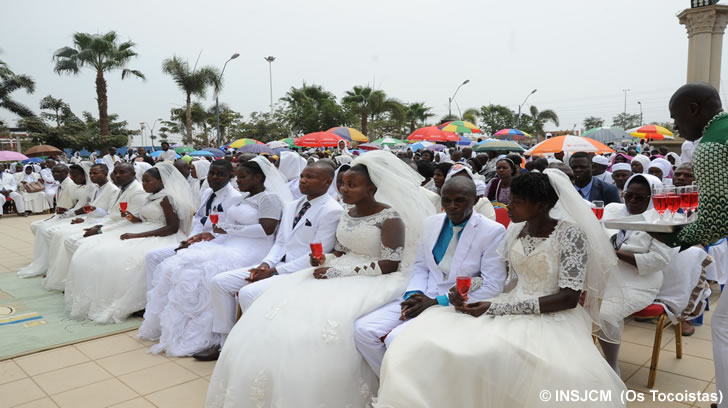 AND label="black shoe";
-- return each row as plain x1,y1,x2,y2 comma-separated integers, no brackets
193,345,221,361
131,309,146,318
